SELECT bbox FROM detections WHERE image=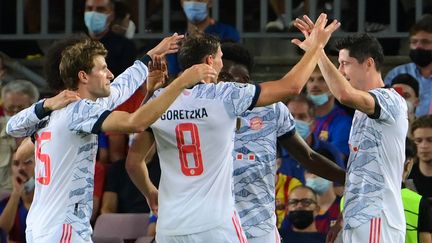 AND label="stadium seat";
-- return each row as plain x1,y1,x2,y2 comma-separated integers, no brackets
93,213,149,242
